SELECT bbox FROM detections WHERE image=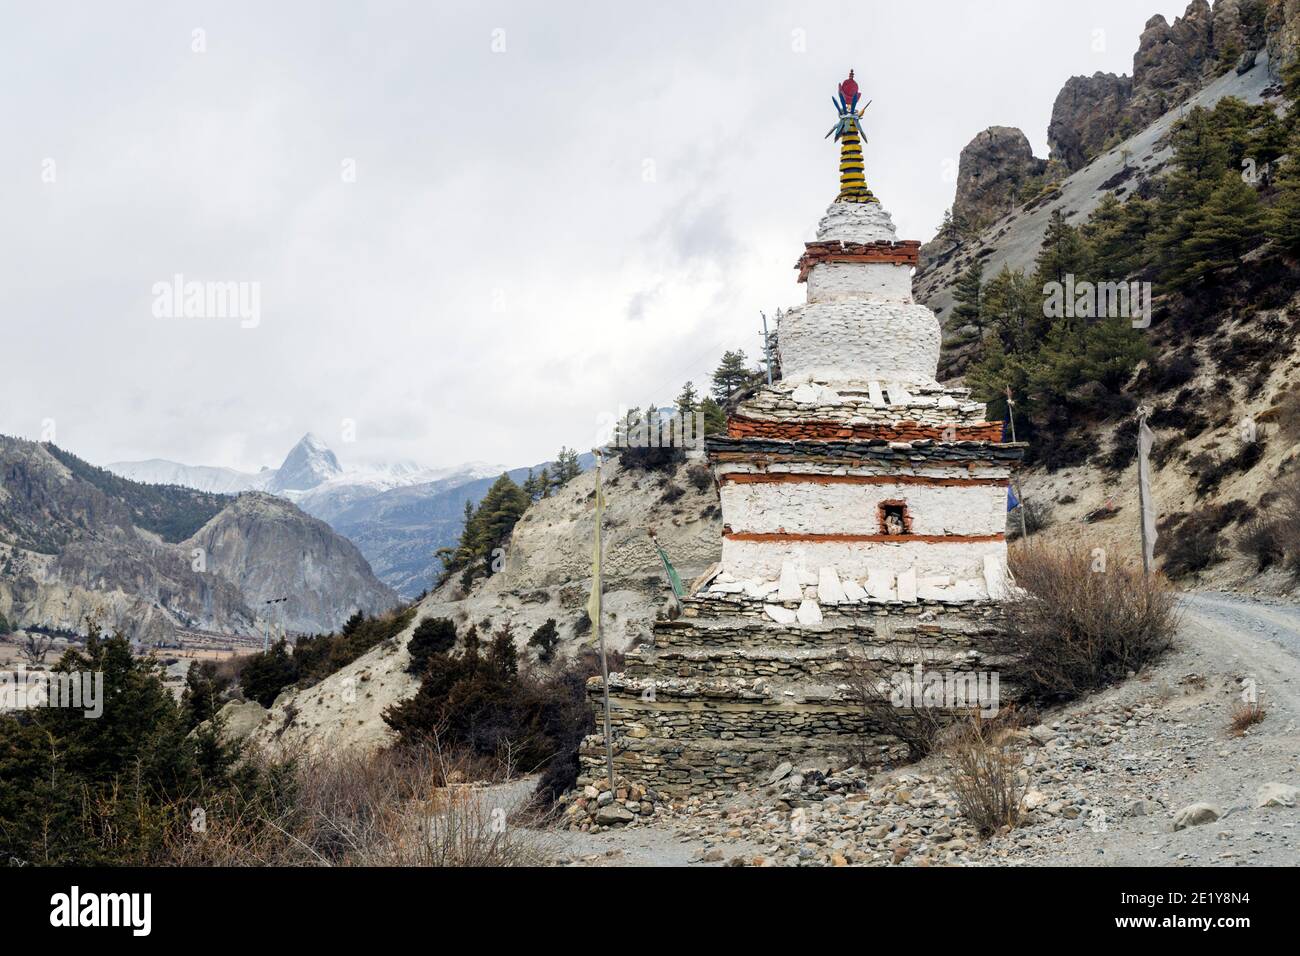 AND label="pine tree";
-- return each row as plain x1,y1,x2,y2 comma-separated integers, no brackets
1034,209,1089,288
675,381,699,419
711,350,752,403
951,262,984,332
1269,149,1300,255
700,397,727,435
553,447,582,486
1167,172,1266,286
